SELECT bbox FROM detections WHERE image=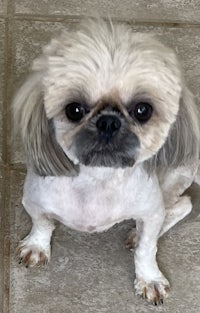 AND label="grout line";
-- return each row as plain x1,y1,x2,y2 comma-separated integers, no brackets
2,1,14,312
0,166,5,311
2,167,11,313
14,14,79,23
0,163,26,173
2,9,13,165
126,20,200,29
11,13,200,28
0,166,11,313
